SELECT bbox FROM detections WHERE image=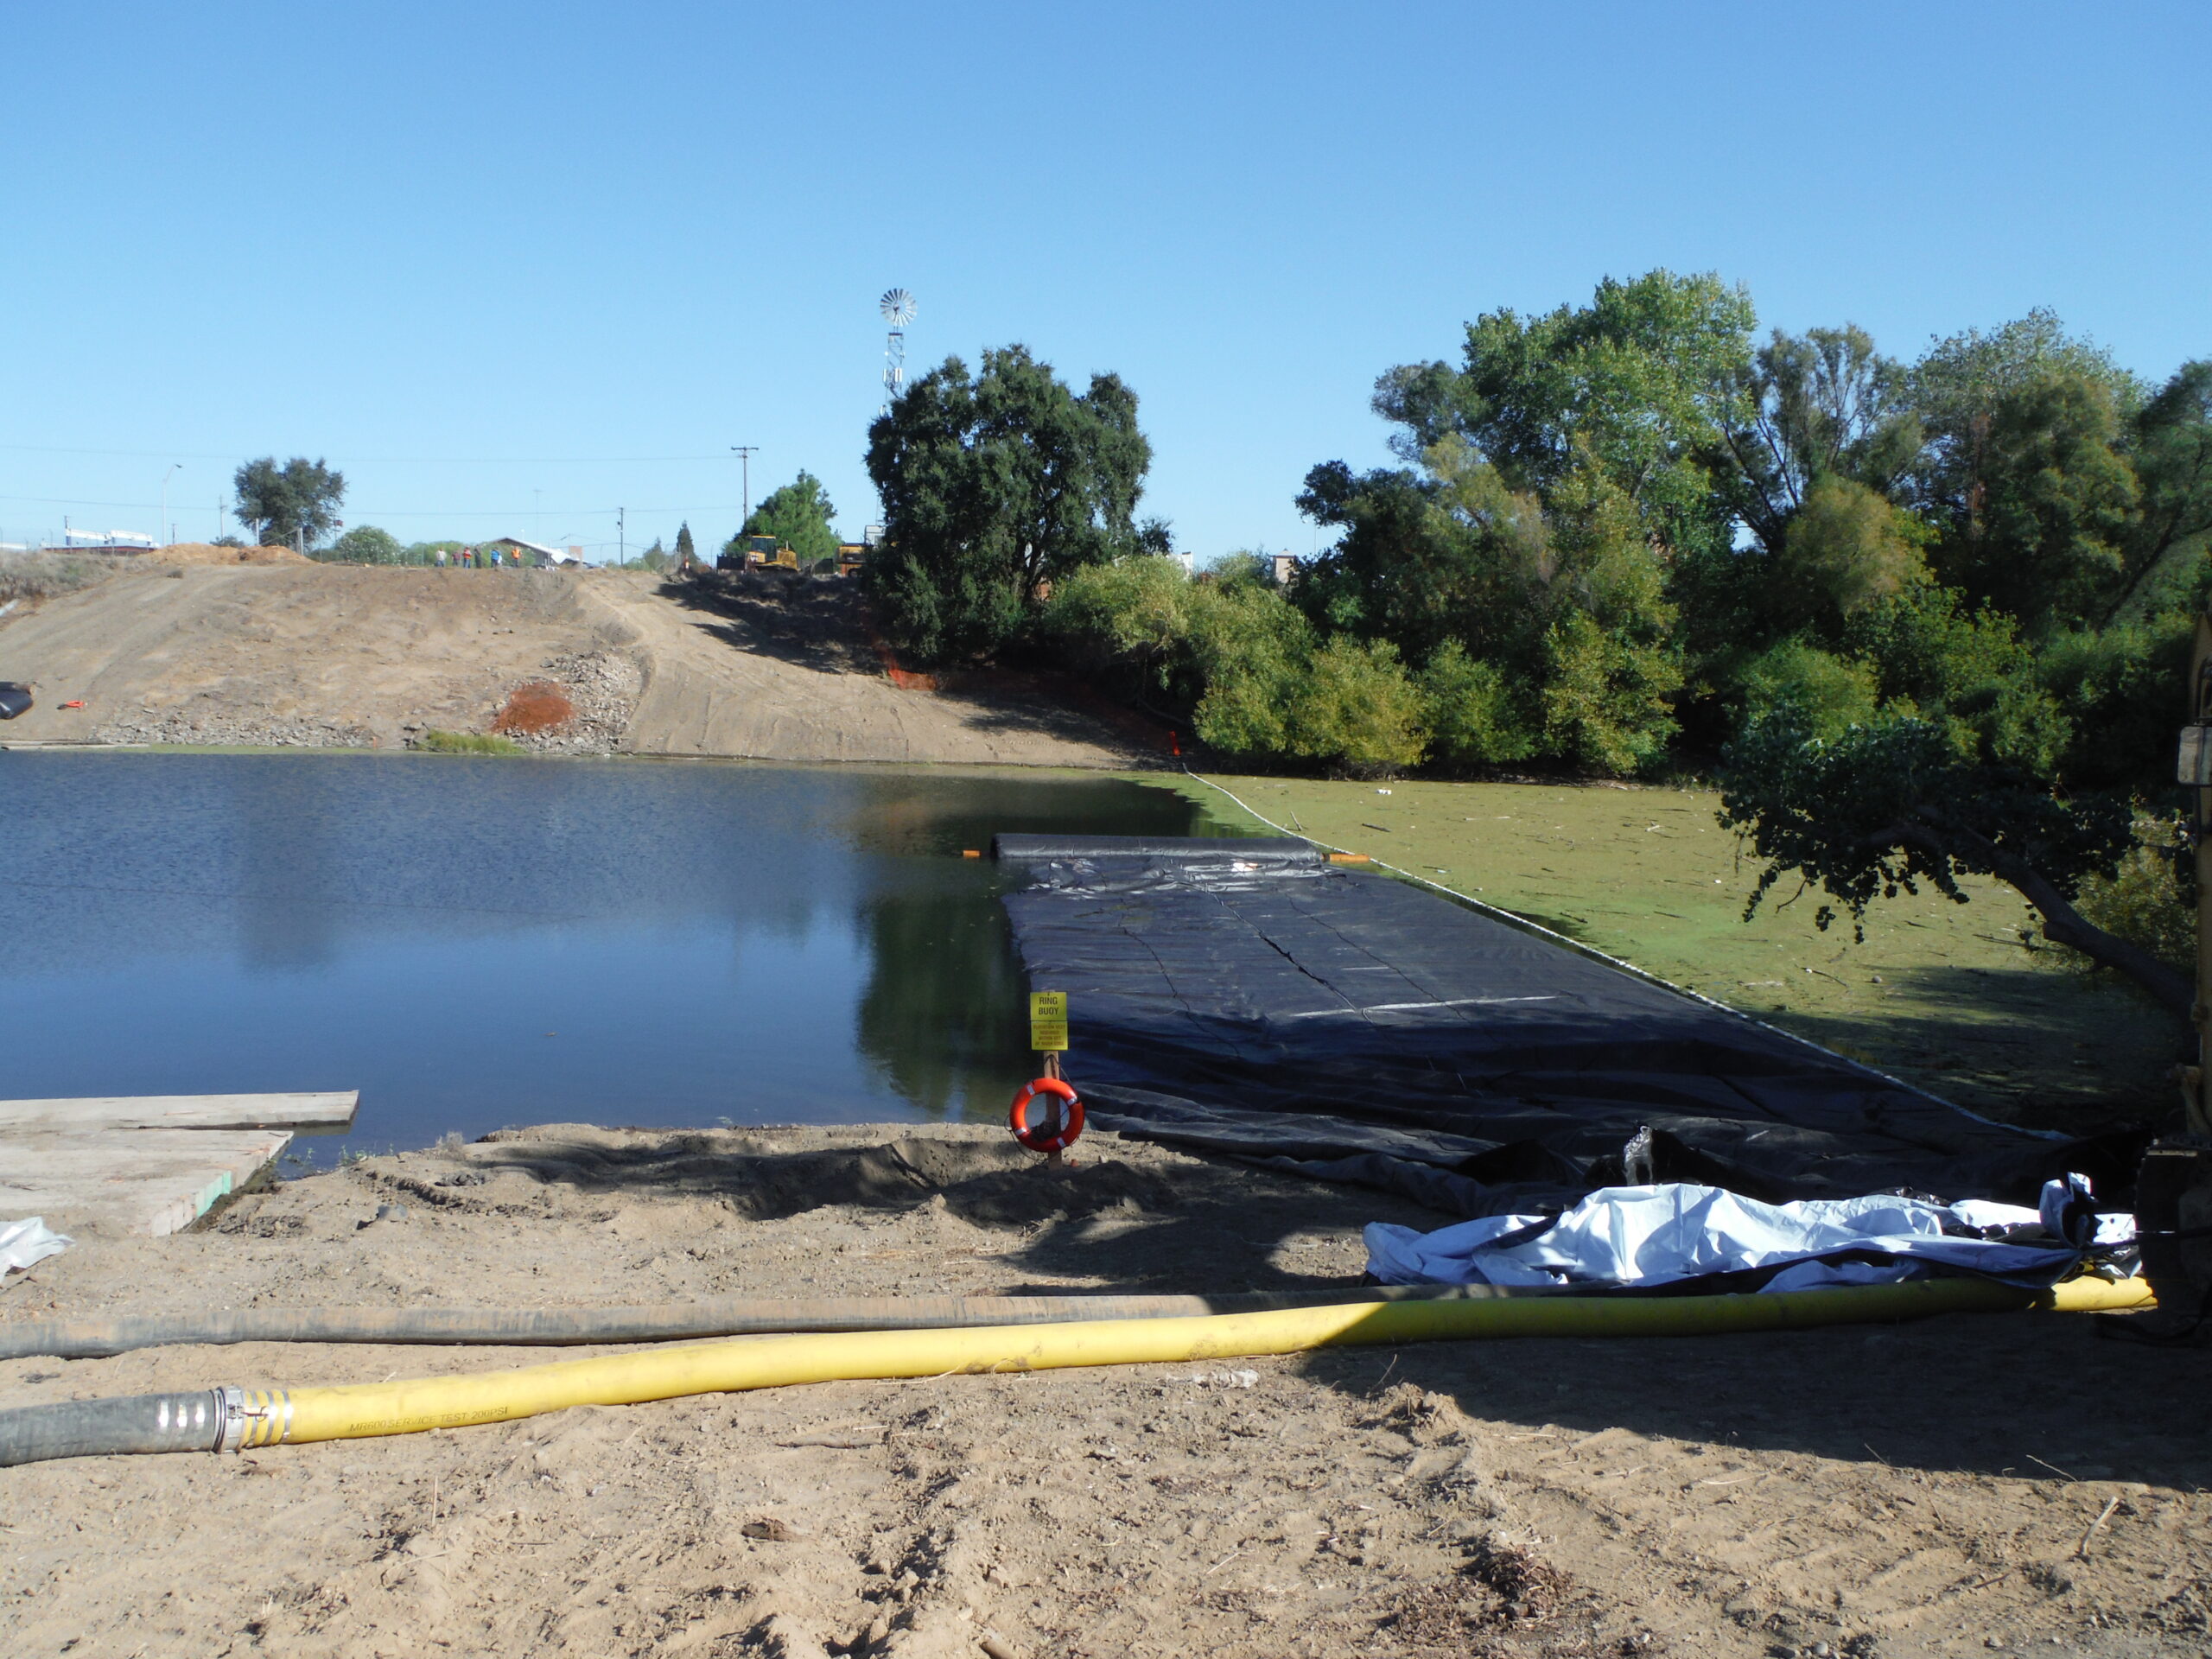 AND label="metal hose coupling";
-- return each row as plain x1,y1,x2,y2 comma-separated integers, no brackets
213,1386,294,1452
